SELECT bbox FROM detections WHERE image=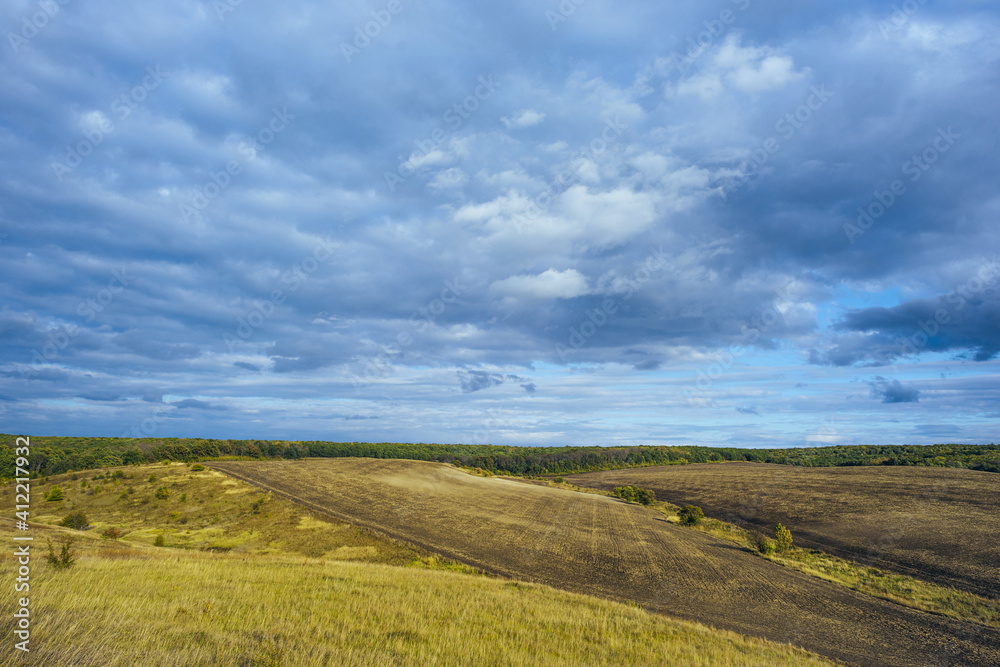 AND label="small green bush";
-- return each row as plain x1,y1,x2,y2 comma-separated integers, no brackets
190,464,205,472
774,523,793,553
678,505,704,526
154,535,165,547
101,527,122,540
46,539,75,569
148,475,156,483
45,486,64,502
612,486,656,505
553,476,564,484
154,487,170,500
750,531,775,555
59,512,89,530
